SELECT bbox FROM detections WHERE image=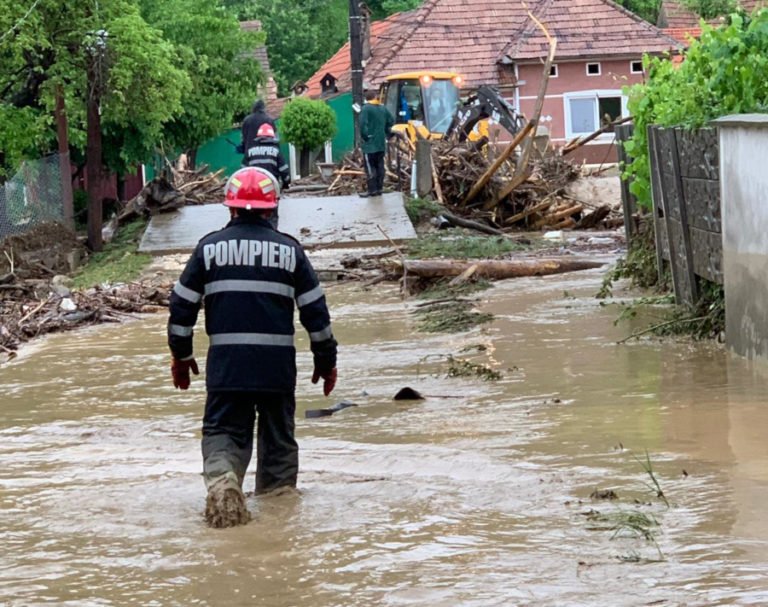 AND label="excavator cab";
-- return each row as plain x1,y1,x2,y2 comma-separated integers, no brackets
379,72,526,146
379,72,463,143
